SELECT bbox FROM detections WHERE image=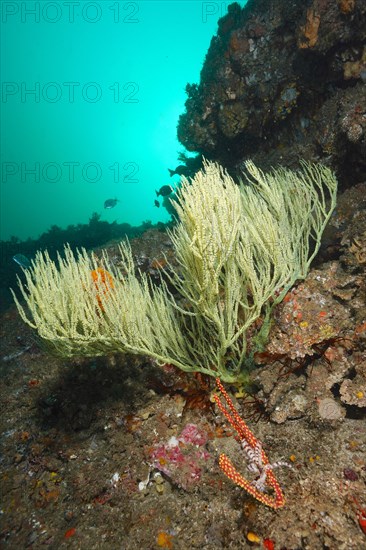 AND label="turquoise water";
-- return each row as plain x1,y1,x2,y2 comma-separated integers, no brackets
1,1,240,241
